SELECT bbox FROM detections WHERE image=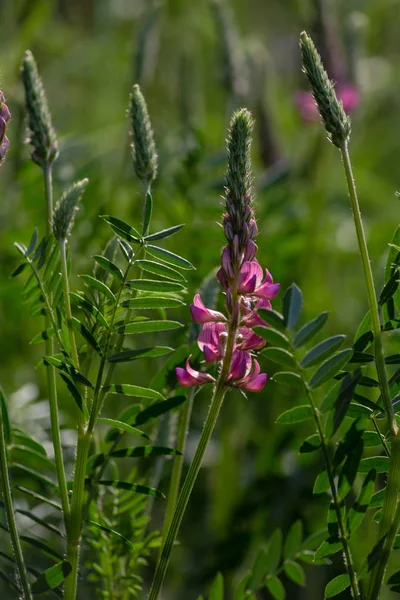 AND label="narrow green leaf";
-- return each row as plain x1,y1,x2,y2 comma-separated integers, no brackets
16,509,63,538
301,335,346,368
101,215,141,243
282,283,303,329
379,268,399,307
98,418,149,439
325,574,350,598
14,241,27,257
126,279,184,293
31,562,72,594
385,354,400,365
0,567,22,593
325,369,362,438
97,480,165,498
209,572,224,600
12,431,47,456
353,331,374,353
293,311,329,348
252,326,289,347
358,456,390,473
121,297,184,309
265,576,285,600
257,308,285,330
146,244,195,270
337,437,364,499
79,274,116,303
309,349,353,389
144,224,184,241
347,469,376,533
261,347,297,369
313,469,330,495
273,372,304,390
363,431,383,447
265,529,282,575
110,446,181,458
369,489,385,509
16,486,62,511
26,228,38,256
116,320,183,335
102,384,164,400
233,572,252,600
70,292,109,329
135,259,186,282
59,373,89,419
30,328,55,344
71,317,102,355
11,262,28,277
283,561,305,586
86,520,134,549
250,547,269,589
0,387,11,445
20,536,63,561
315,536,342,559
108,346,173,362
93,255,123,281
134,396,187,426
12,464,58,489
12,446,55,470
299,434,321,453
284,520,303,559
276,405,313,425
142,191,153,236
